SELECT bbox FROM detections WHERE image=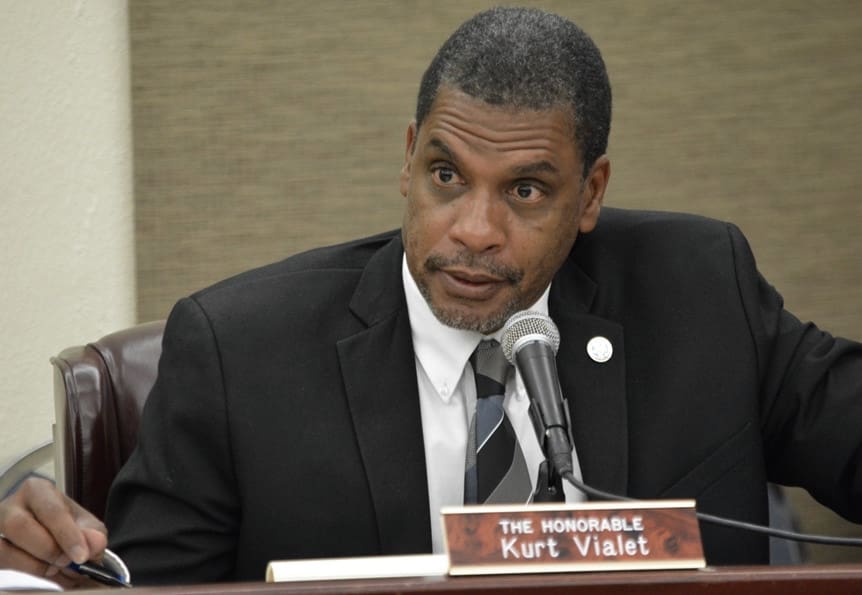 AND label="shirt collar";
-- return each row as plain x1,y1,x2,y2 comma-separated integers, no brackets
401,254,550,402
